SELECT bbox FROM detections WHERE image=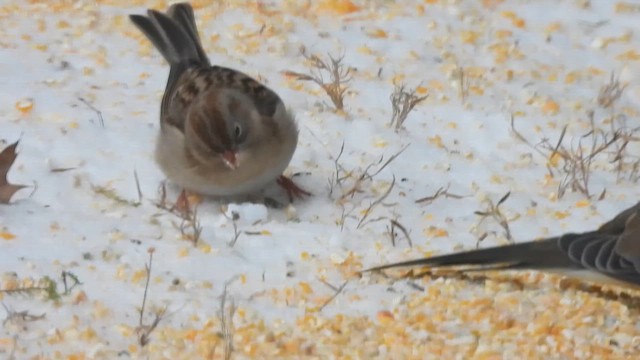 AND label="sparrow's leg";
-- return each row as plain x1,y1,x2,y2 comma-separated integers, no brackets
171,189,192,218
277,175,311,202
